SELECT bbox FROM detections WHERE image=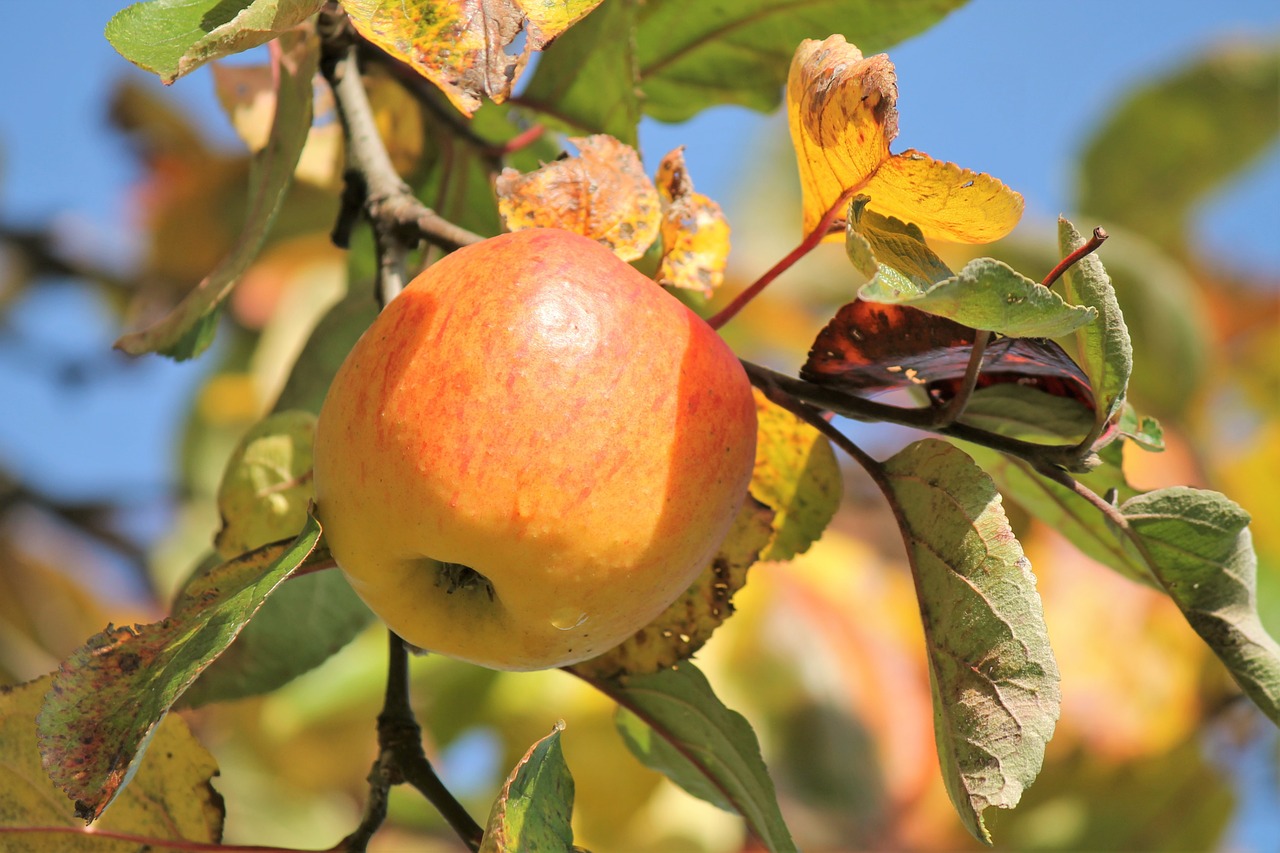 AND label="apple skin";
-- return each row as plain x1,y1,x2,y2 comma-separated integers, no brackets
313,228,757,670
